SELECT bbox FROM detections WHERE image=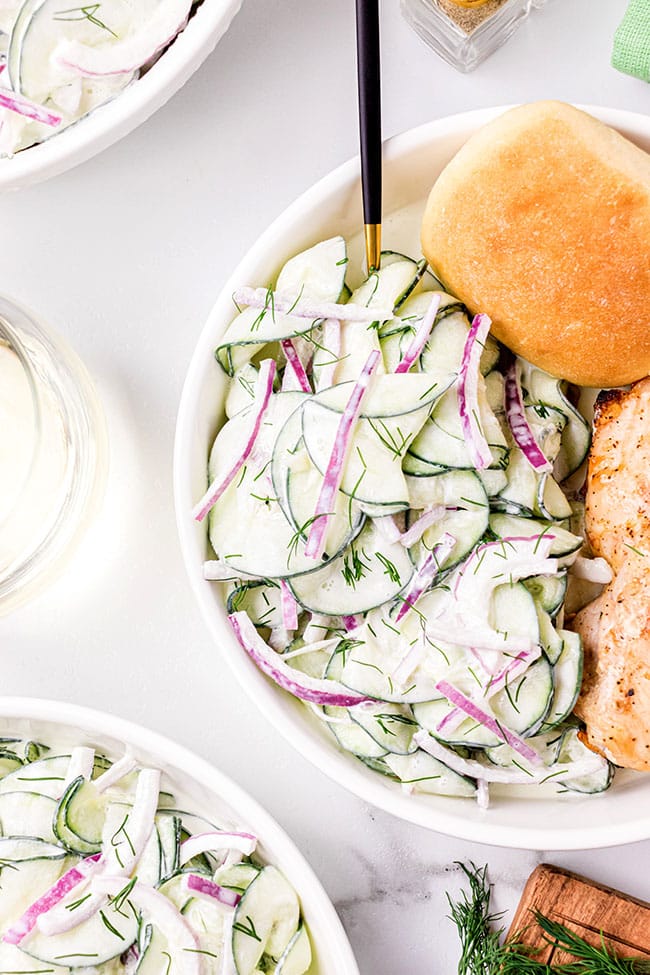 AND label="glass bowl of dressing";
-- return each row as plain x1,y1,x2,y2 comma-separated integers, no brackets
0,295,107,614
